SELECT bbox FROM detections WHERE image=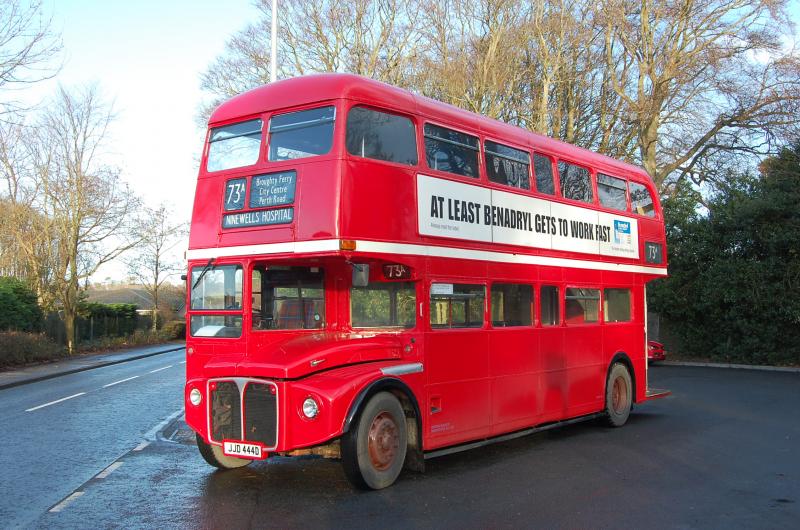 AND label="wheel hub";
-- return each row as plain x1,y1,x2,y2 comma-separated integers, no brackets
367,412,399,471
612,376,628,414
